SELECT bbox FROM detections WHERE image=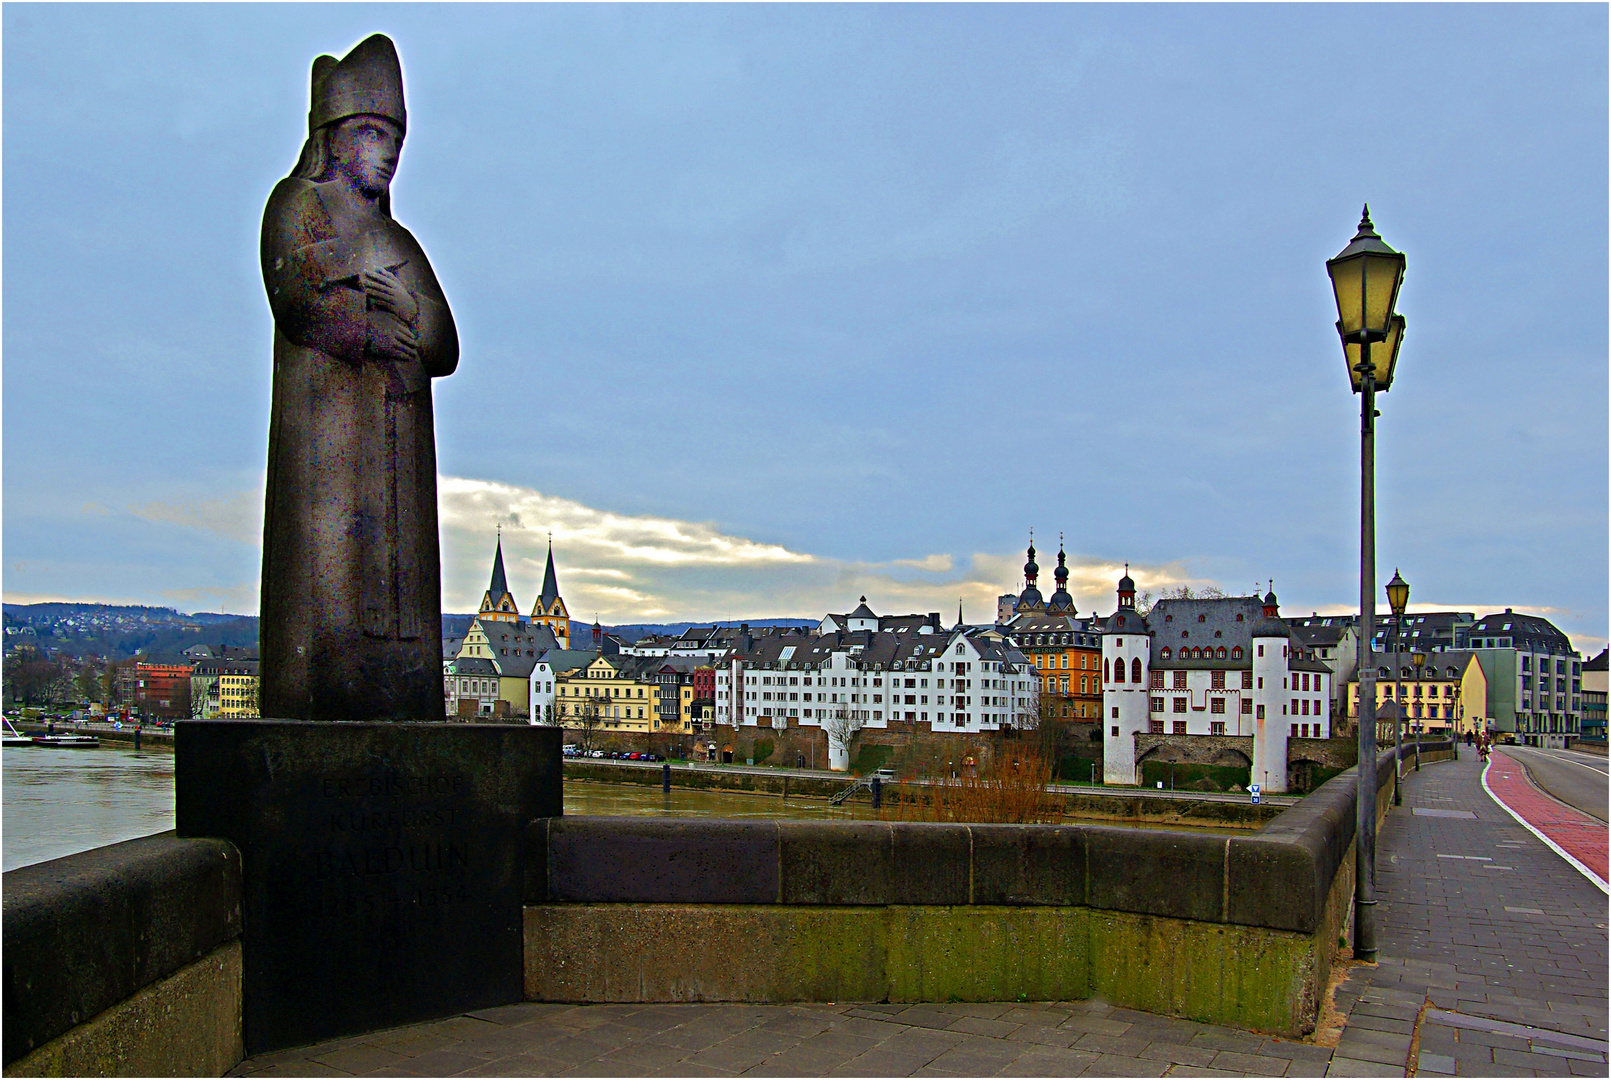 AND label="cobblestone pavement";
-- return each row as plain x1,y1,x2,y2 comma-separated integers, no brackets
1326,752,1609,1077
231,754,1608,1078
227,999,1334,1078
